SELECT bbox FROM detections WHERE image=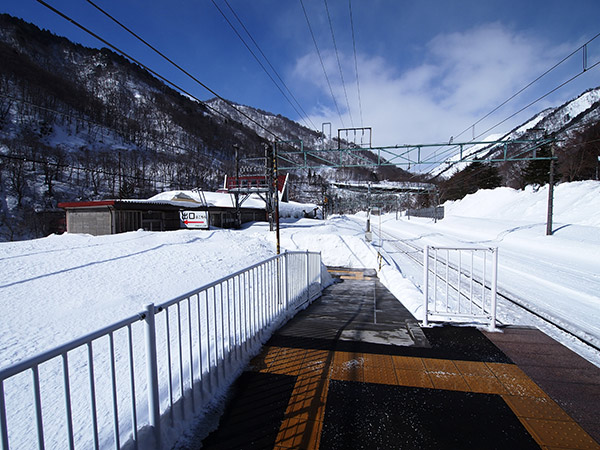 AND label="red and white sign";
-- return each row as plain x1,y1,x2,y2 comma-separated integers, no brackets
180,211,209,229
